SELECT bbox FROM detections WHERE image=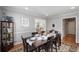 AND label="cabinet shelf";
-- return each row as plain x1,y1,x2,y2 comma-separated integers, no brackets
0,21,14,52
